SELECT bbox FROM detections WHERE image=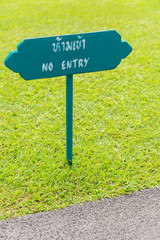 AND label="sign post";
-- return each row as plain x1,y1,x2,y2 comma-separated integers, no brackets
66,74,73,166
4,30,132,166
